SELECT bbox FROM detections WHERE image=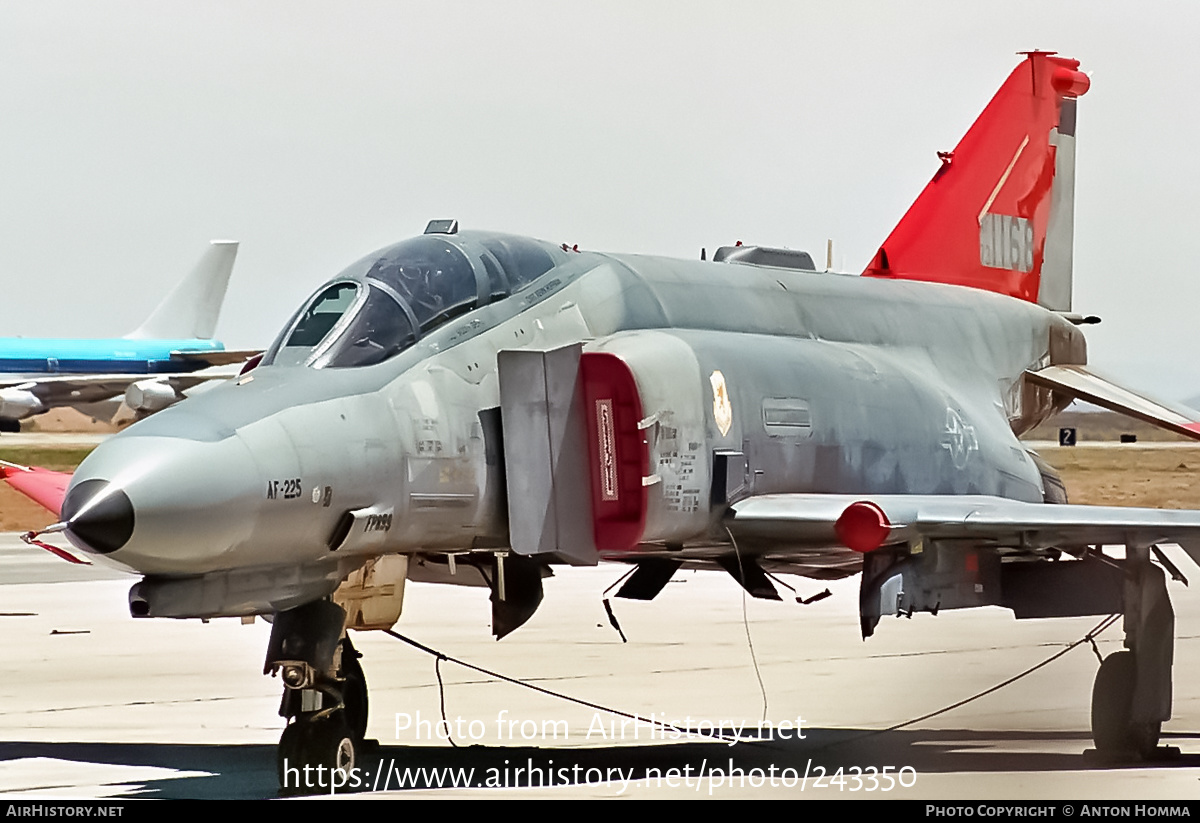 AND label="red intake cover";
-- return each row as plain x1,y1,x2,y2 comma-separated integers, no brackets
580,352,649,554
